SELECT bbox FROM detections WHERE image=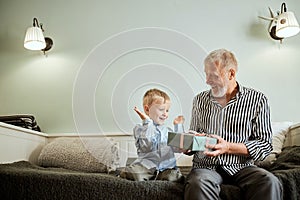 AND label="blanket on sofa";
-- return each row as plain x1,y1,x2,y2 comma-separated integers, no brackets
0,161,184,200
0,146,299,200
267,146,300,200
